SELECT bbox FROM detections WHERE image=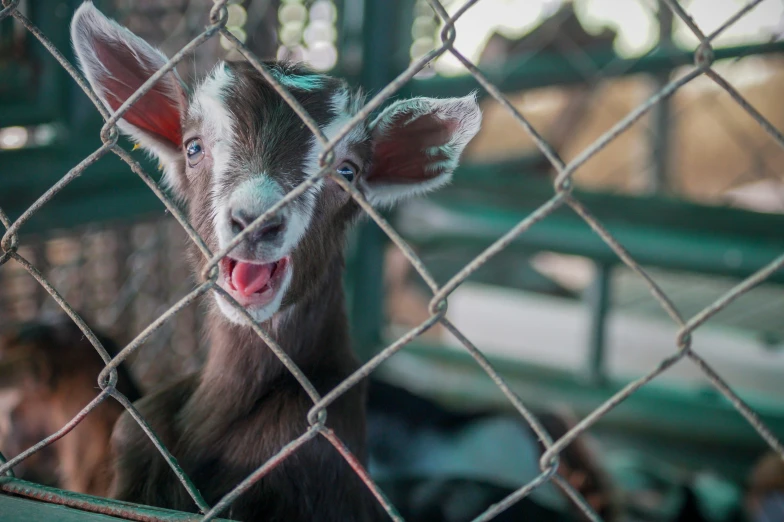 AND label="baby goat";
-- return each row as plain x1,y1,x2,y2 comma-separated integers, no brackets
0,317,141,496
71,2,481,520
